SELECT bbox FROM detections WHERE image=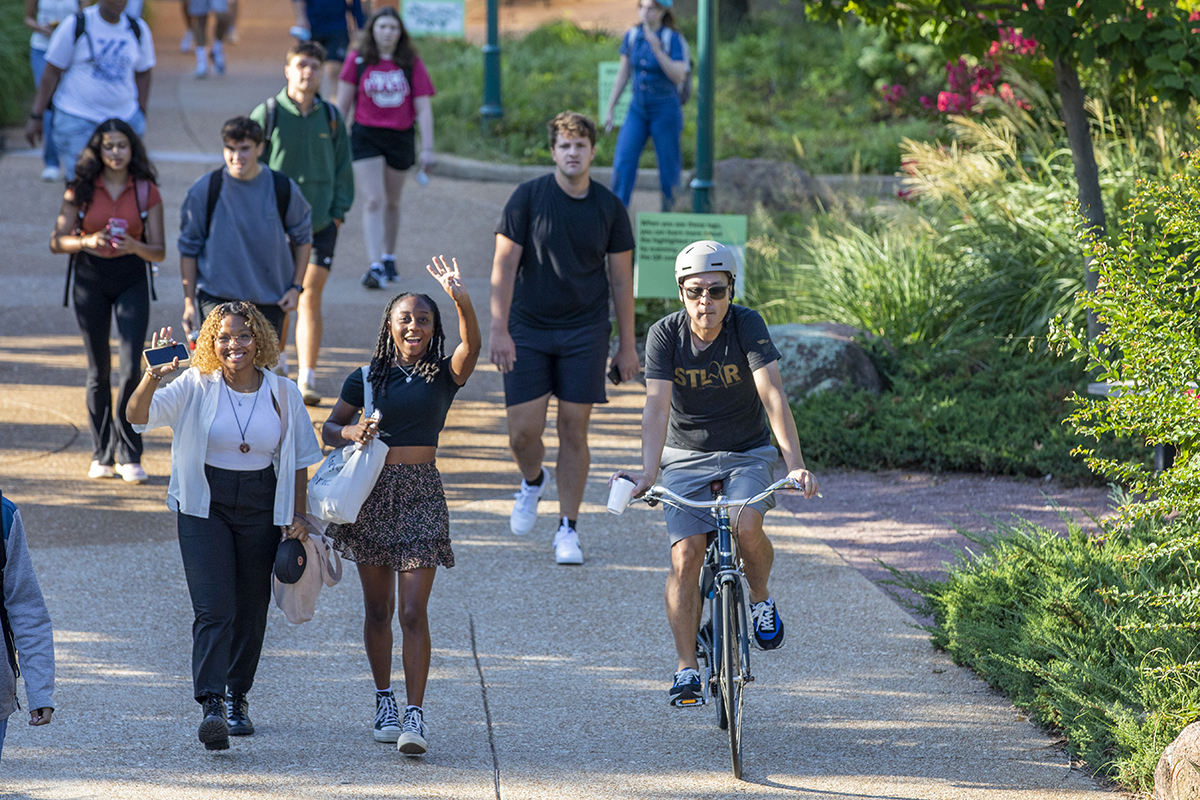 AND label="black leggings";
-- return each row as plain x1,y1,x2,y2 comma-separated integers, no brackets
72,253,150,466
